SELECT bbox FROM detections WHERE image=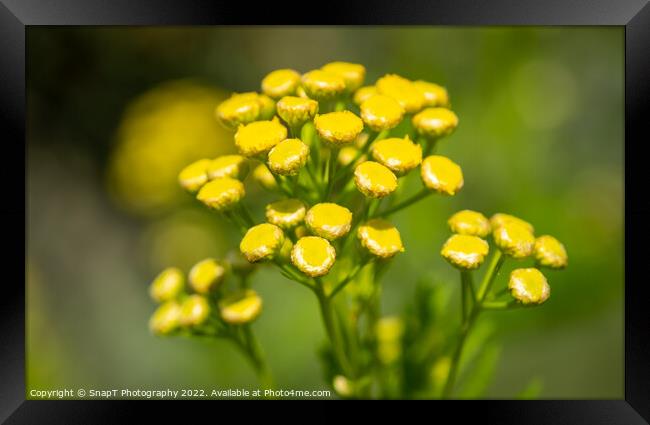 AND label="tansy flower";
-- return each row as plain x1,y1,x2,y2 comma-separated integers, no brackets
493,221,536,259
413,80,450,108
305,203,353,240
412,107,459,139
321,61,366,92
261,69,301,99
149,301,182,335
357,219,405,258
447,210,490,237
337,146,366,167
440,234,490,270
265,198,306,230
534,235,568,269
353,85,378,106
219,290,263,324
314,111,364,147
276,96,318,127
376,74,425,114
235,117,288,157
149,267,184,303
508,268,550,305
354,161,398,198
215,92,262,129
207,155,249,180
239,223,285,262
189,258,226,294
252,163,278,191
420,155,464,195
301,70,346,100
267,138,310,176
178,159,211,192
196,177,245,211
371,136,422,175
291,236,337,277
360,94,405,131
490,213,535,234
179,294,211,327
